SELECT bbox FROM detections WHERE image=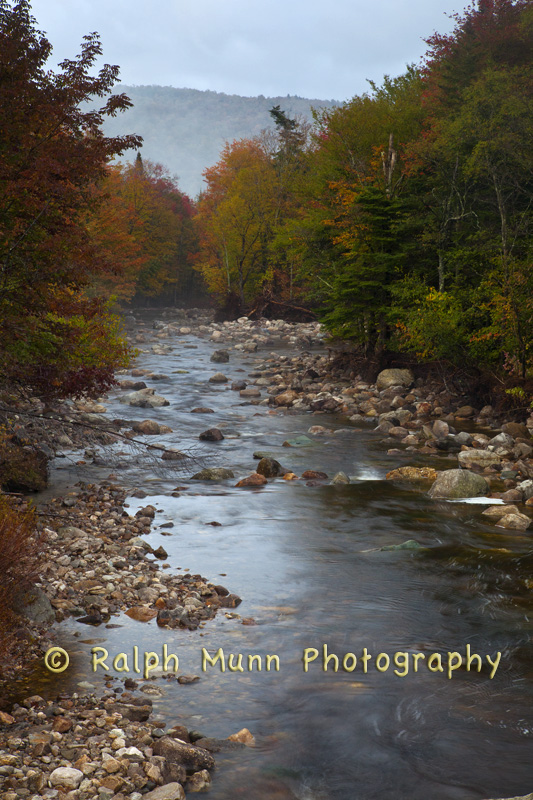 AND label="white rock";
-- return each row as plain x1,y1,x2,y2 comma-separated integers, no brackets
49,767,84,788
